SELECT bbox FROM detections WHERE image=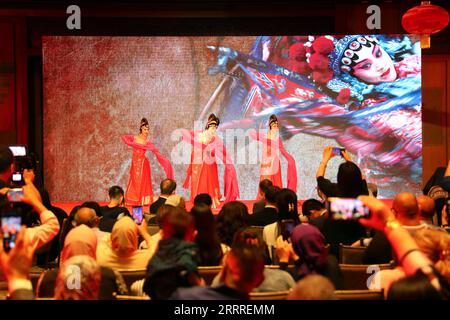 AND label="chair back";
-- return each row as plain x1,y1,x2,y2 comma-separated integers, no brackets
197,266,222,285
338,244,366,264
334,289,383,300
117,269,147,291
114,294,150,300
250,291,289,300
340,263,393,290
